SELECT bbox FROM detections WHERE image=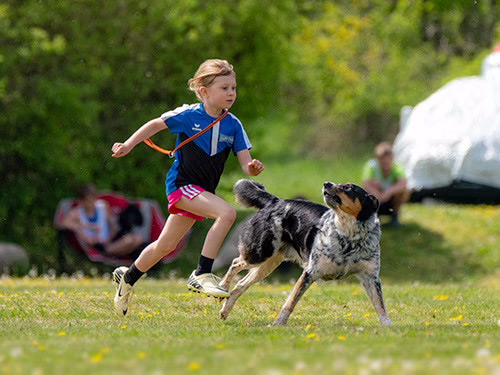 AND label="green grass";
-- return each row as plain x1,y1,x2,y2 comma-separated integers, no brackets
0,278,499,375
4,151,500,374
